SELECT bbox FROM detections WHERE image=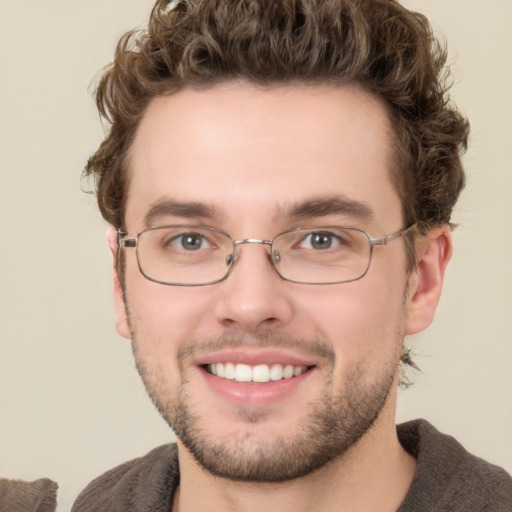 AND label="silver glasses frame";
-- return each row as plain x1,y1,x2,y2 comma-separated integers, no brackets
117,223,418,286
